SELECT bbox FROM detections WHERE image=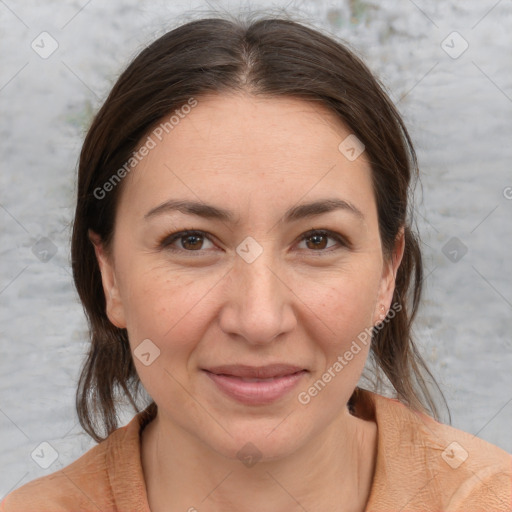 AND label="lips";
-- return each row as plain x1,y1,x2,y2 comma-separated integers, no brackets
202,364,307,405
203,364,305,379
